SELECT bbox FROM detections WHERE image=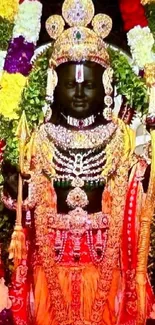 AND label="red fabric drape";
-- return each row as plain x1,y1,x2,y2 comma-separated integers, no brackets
118,0,148,31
